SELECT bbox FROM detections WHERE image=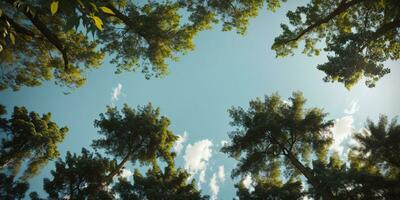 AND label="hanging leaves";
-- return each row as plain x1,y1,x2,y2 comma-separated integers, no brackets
99,6,115,15
91,15,103,30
